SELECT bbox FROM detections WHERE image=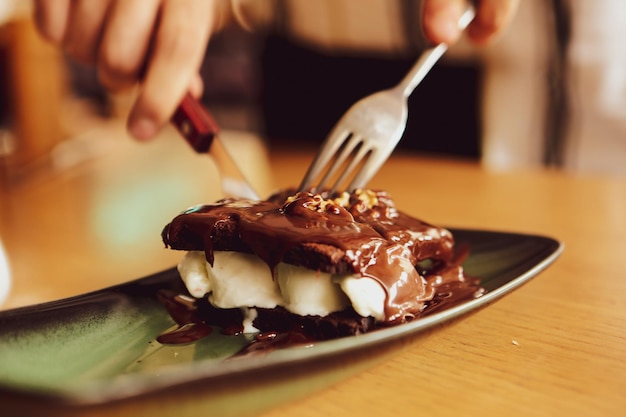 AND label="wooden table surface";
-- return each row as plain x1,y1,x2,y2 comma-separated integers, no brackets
1,126,624,416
